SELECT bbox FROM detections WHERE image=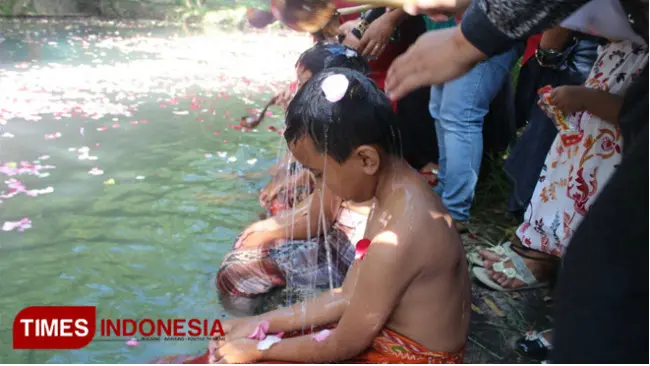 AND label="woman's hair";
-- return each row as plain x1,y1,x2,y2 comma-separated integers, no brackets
284,67,401,163
295,42,371,76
